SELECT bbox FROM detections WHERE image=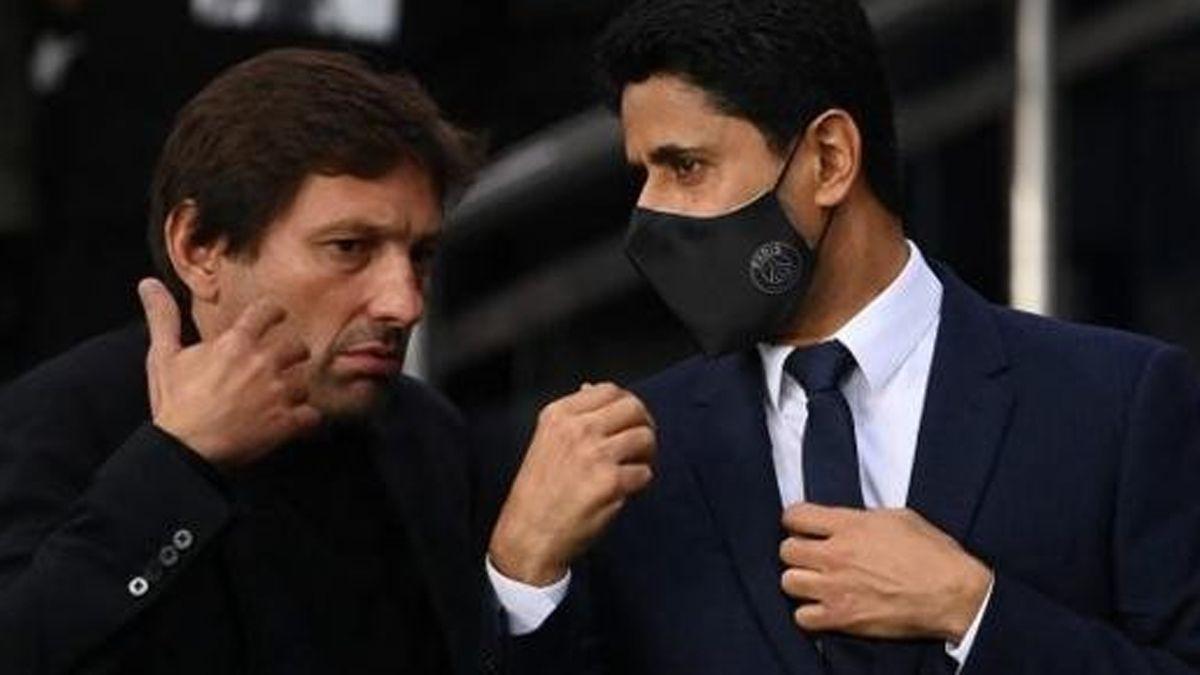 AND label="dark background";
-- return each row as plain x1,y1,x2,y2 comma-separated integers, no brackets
1,0,1198,456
